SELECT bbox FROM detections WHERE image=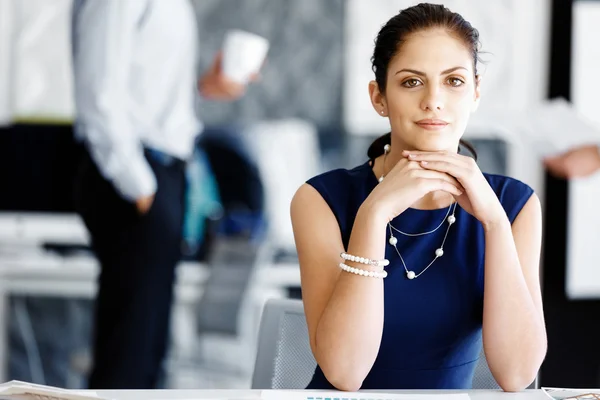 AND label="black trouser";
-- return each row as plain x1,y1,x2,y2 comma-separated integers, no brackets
74,148,186,389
